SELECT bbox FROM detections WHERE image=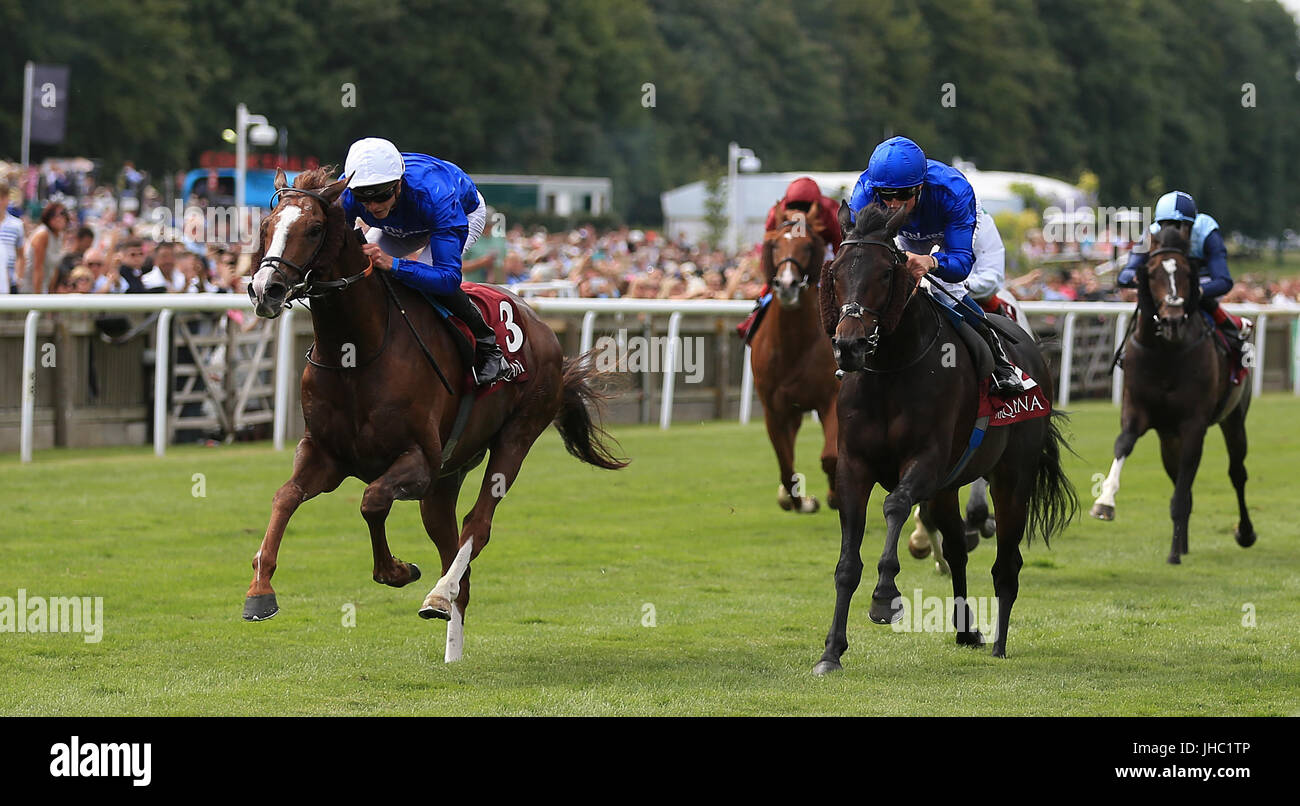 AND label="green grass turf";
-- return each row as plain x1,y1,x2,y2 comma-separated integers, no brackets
0,396,1296,716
